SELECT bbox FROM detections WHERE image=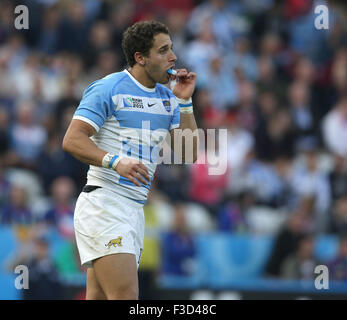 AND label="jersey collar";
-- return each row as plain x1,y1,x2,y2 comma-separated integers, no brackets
124,69,156,93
